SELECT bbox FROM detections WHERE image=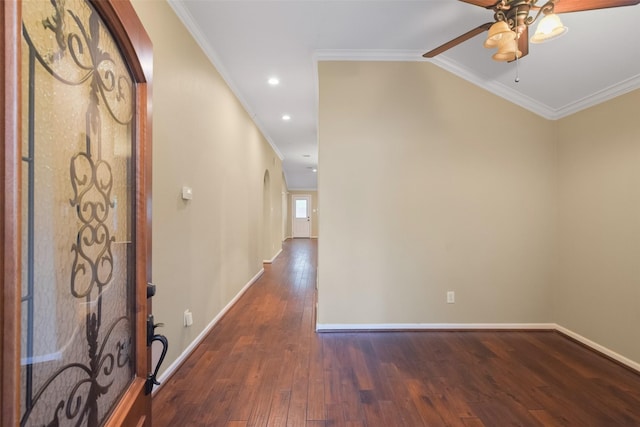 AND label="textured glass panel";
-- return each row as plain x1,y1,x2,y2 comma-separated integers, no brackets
295,199,308,219
20,1,135,425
